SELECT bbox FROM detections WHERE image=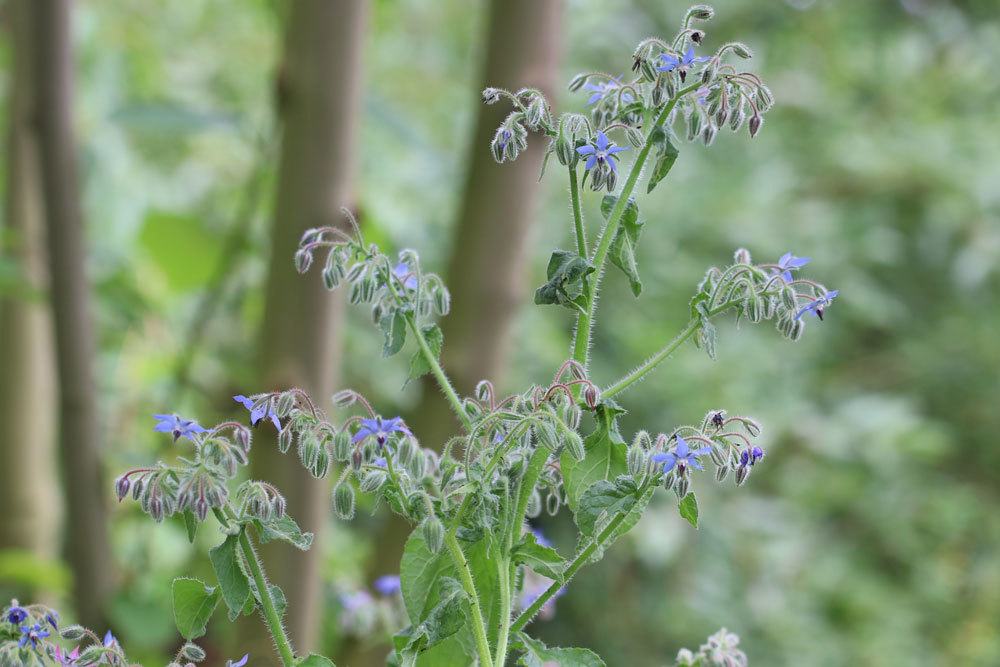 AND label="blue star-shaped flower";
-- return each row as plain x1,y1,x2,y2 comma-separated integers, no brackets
233,395,281,430
794,290,840,321
18,623,50,650
582,77,634,106
740,446,765,467
153,414,207,442
103,630,117,648
657,46,710,73
651,435,712,473
393,262,418,290
53,645,81,665
373,574,401,596
576,131,629,172
352,417,412,446
775,252,811,283
6,605,28,625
